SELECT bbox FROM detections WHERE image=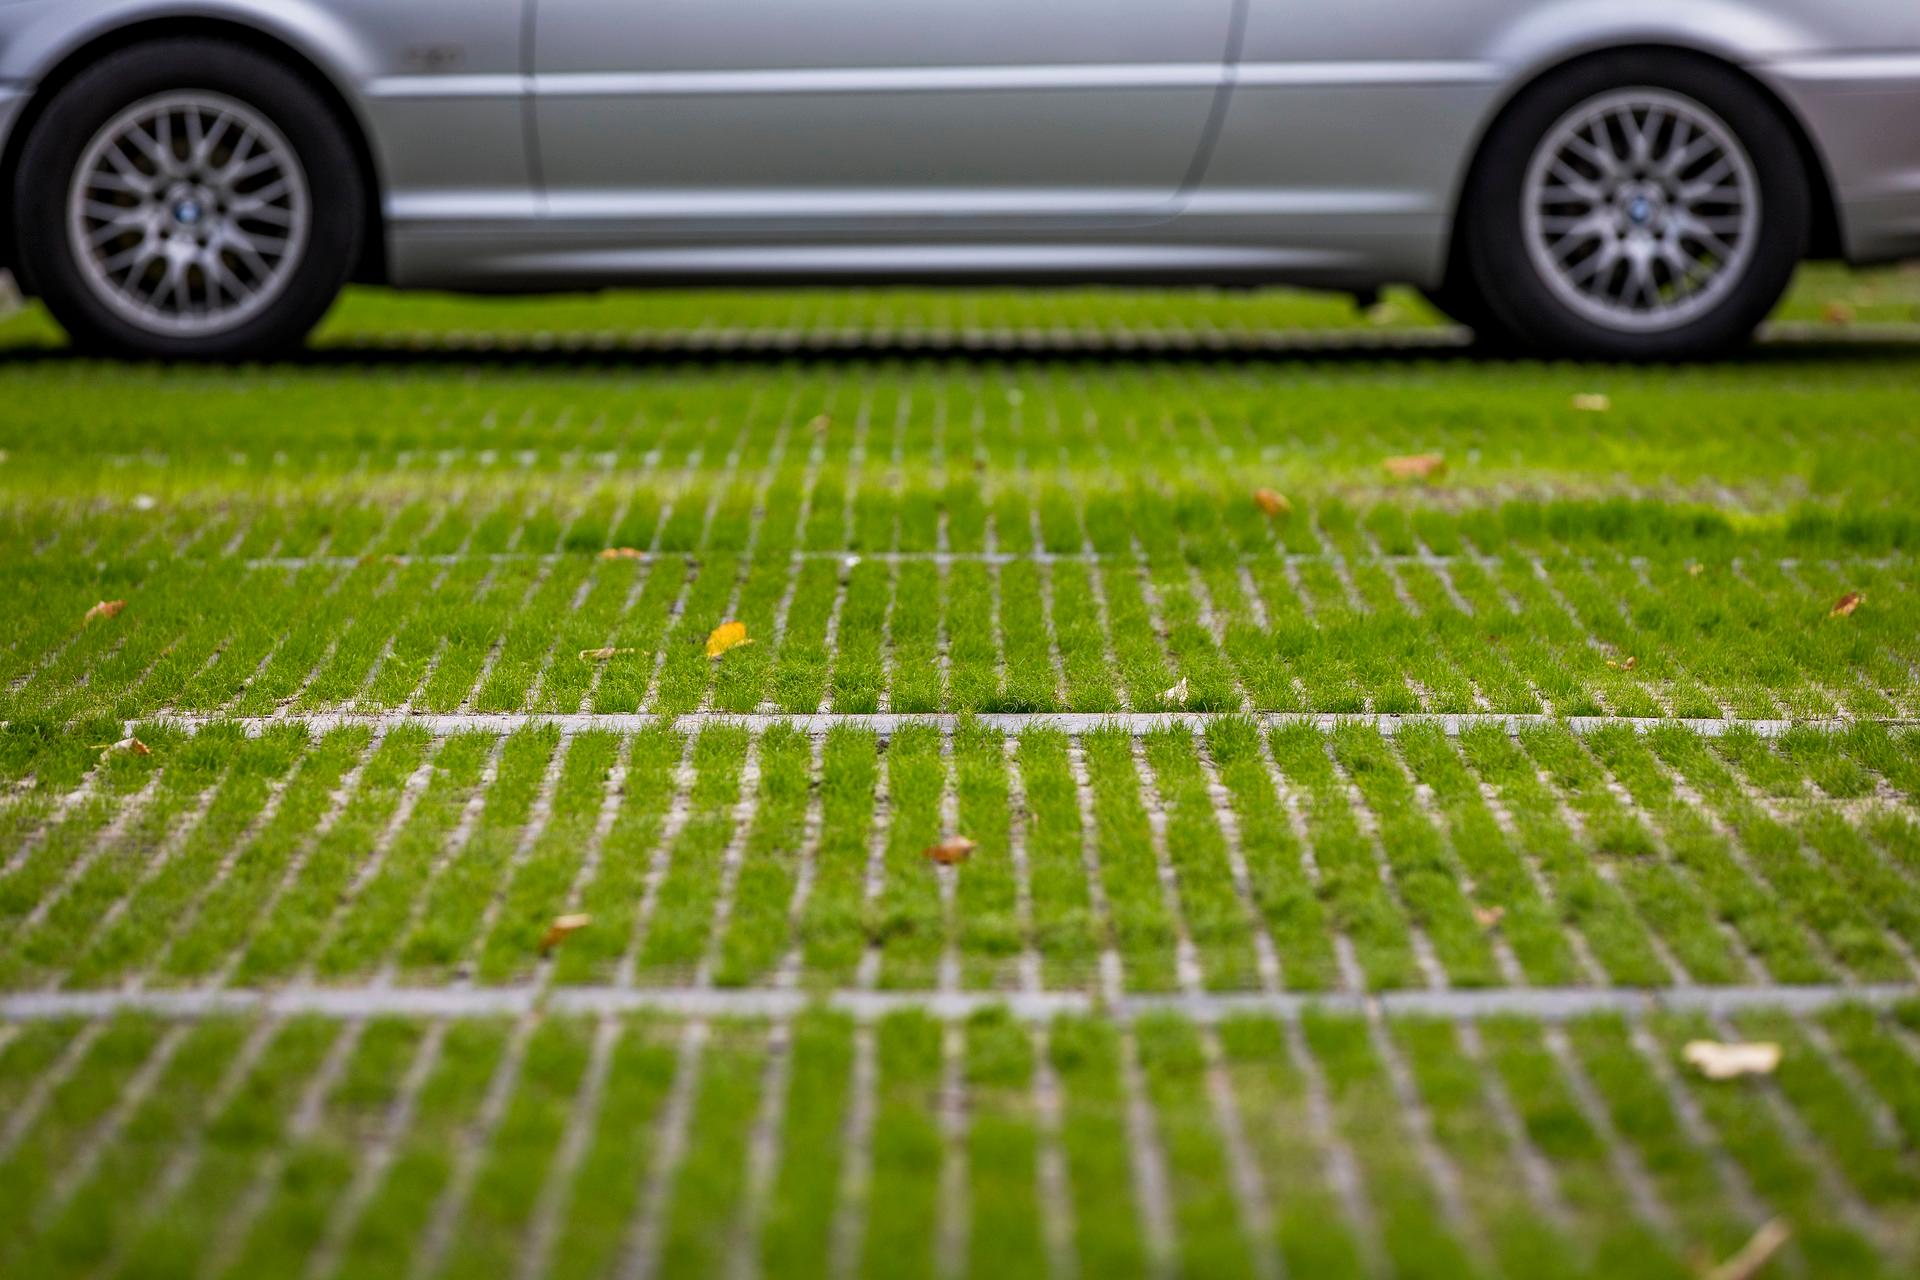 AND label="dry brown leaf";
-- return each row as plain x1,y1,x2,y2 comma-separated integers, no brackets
926,836,977,866
383,553,409,567
84,599,126,624
1683,1039,1782,1081
706,620,754,659
99,736,151,761
1164,676,1190,707
539,913,592,954
1829,591,1863,618
1606,656,1638,671
1704,1218,1791,1280
598,546,645,561
1383,453,1447,481
579,646,636,662
1571,393,1612,412
1253,488,1292,519
1473,906,1506,929
1823,300,1856,326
